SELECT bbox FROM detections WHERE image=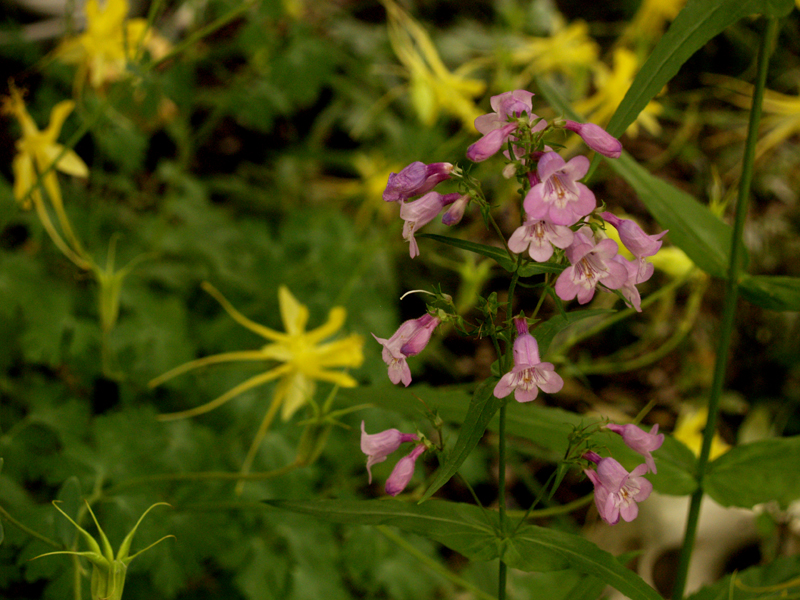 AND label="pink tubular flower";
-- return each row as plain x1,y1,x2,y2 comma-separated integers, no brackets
606,423,664,474
564,120,623,158
555,229,628,304
508,217,574,262
383,162,454,203
400,192,460,258
385,444,426,496
361,421,419,484
601,212,667,283
372,313,441,387
493,318,564,402
523,152,596,226
441,194,470,226
584,453,653,525
467,90,545,162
